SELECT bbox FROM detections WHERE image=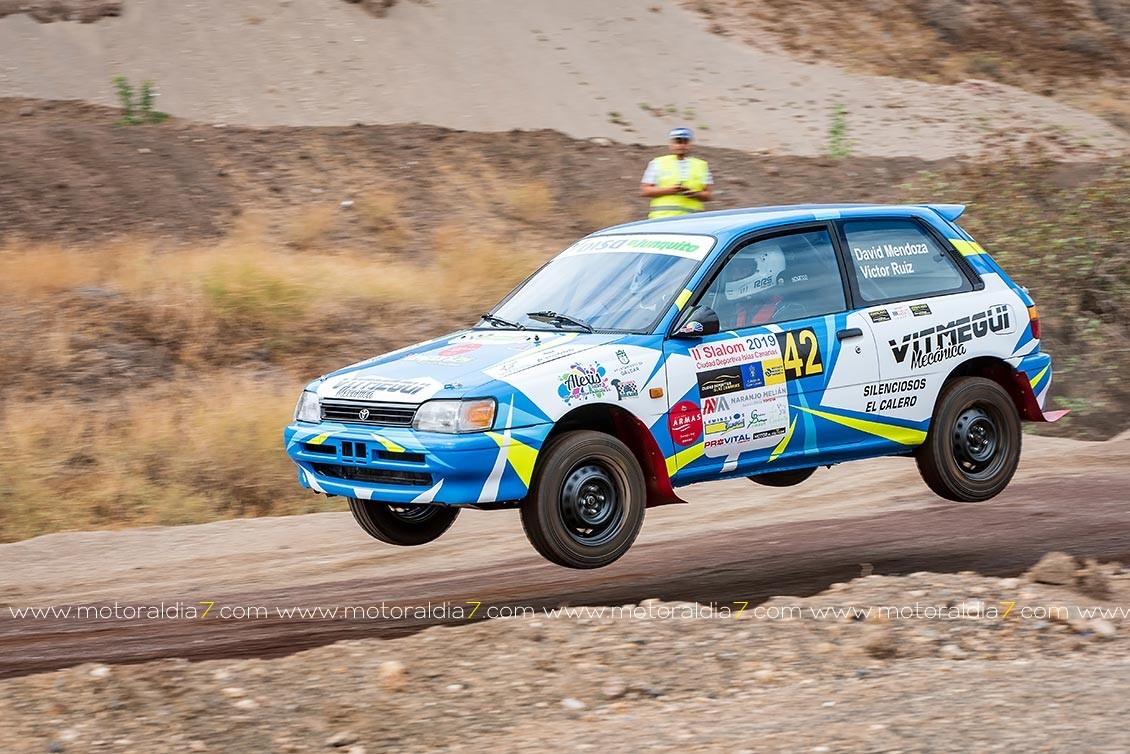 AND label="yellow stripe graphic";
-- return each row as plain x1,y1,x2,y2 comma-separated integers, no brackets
675,288,693,310
1029,366,1049,389
793,406,926,446
951,239,986,257
369,434,406,453
769,417,797,462
486,432,539,487
665,443,705,477
307,433,331,445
